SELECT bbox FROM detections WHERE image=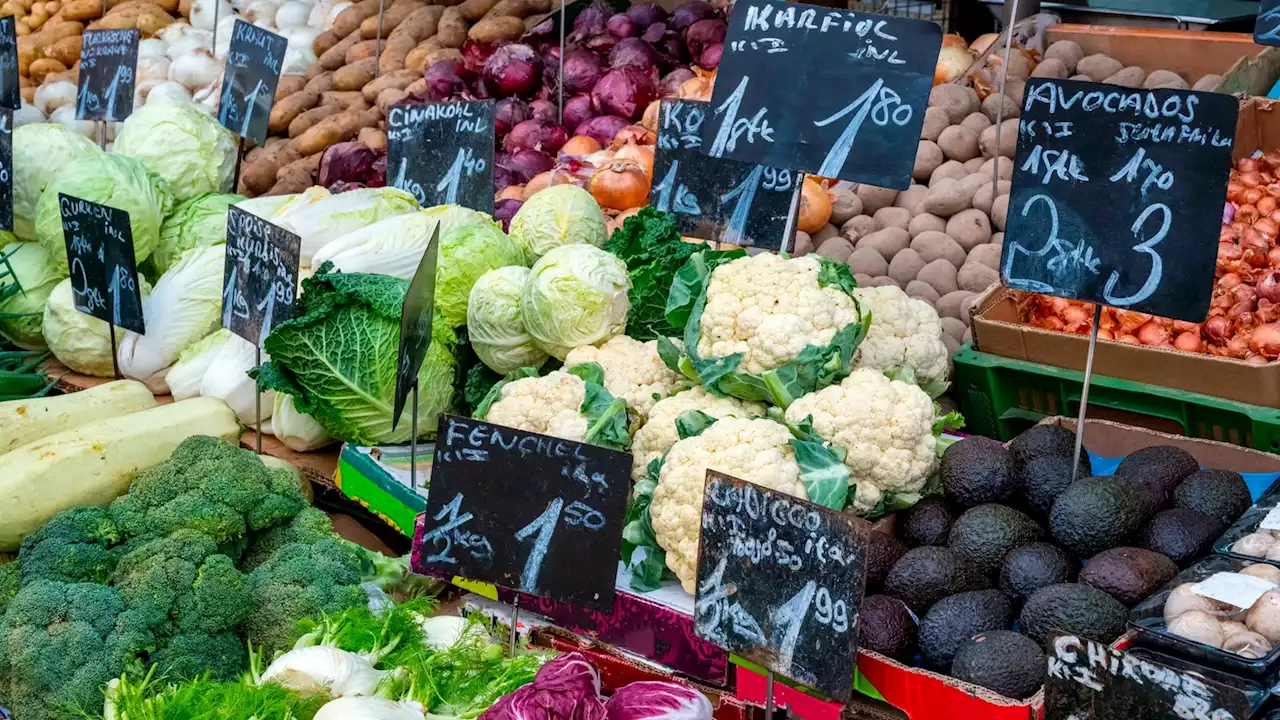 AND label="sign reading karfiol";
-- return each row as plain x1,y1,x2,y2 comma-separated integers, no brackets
1000,79,1237,323
387,100,494,214
59,193,145,334
76,29,139,122
221,206,301,348
218,20,287,145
